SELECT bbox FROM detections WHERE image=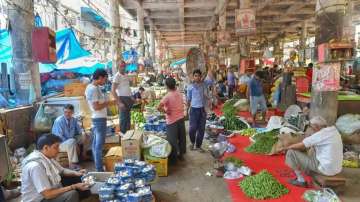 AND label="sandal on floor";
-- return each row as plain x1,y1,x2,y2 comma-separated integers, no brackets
288,179,308,188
